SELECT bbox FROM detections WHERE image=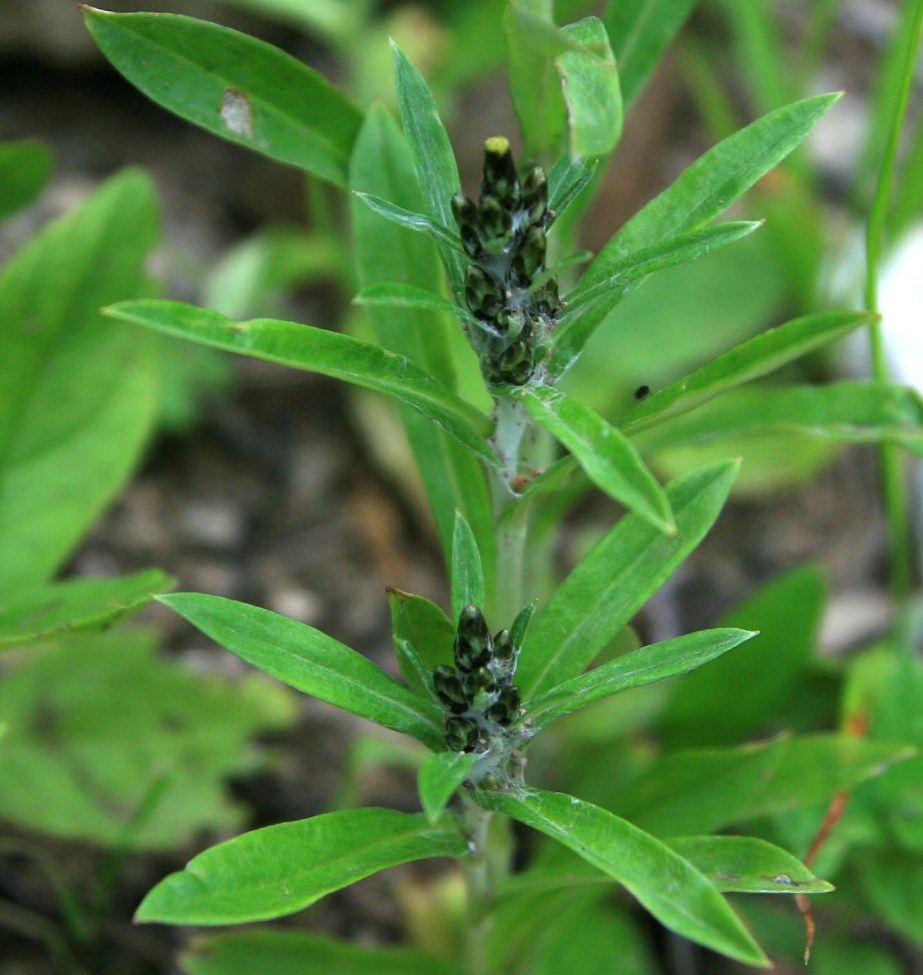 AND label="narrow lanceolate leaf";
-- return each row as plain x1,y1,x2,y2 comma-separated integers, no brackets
550,221,760,376
517,460,738,700
136,808,467,924
667,836,834,895
635,382,923,456
104,300,498,467
475,788,768,967
354,282,472,323
0,139,53,221
182,929,461,975
605,0,701,107
419,752,477,823
525,628,756,731
0,569,174,650
157,593,444,749
390,42,464,293
451,511,485,621
518,385,674,534
556,17,622,160
82,7,362,187
620,310,878,435
352,193,464,255
388,589,455,695
585,93,840,284
617,734,916,837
